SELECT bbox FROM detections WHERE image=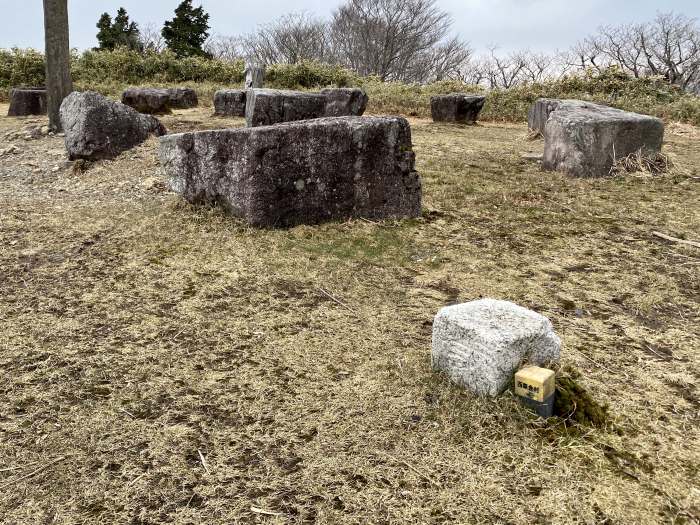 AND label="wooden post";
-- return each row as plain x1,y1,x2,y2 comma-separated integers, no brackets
43,0,73,131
